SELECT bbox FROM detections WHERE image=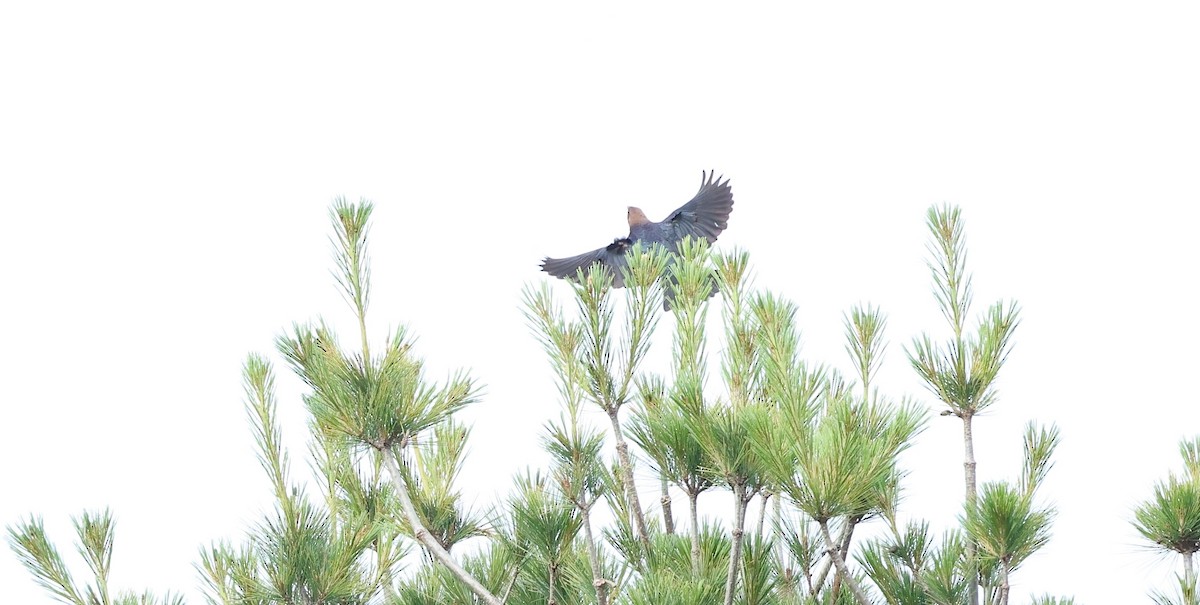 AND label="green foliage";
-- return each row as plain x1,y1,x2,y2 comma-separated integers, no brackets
715,249,757,408
667,237,715,376
329,198,372,327
776,515,821,593
278,201,480,453
543,409,608,509
857,522,932,605
857,523,977,605
627,529,731,605
509,472,583,566
527,243,672,564
392,546,520,605
11,200,1084,605
757,392,920,525
964,424,1059,576
844,304,887,397
644,524,732,576
243,354,290,503
752,292,823,427
1150,575,1199,605
9,515,89,605
198,355,388,605
563,244,669,413
403,420,490,552
7,510,185,605
625,570,725,605
628,381,715,499
689,401,770,495
601,458,647,568
1137,478,1200,553
1134,439,1200,557
198,198,499,605
891,204,1048,605
1134,436,1200,604
1020,423,1060,499
740,534,781,605
1030,595,1077,605
253,497,379,603
963,482,1053,572
906,205,1020,418
277,321,478,452
630,237,719,505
